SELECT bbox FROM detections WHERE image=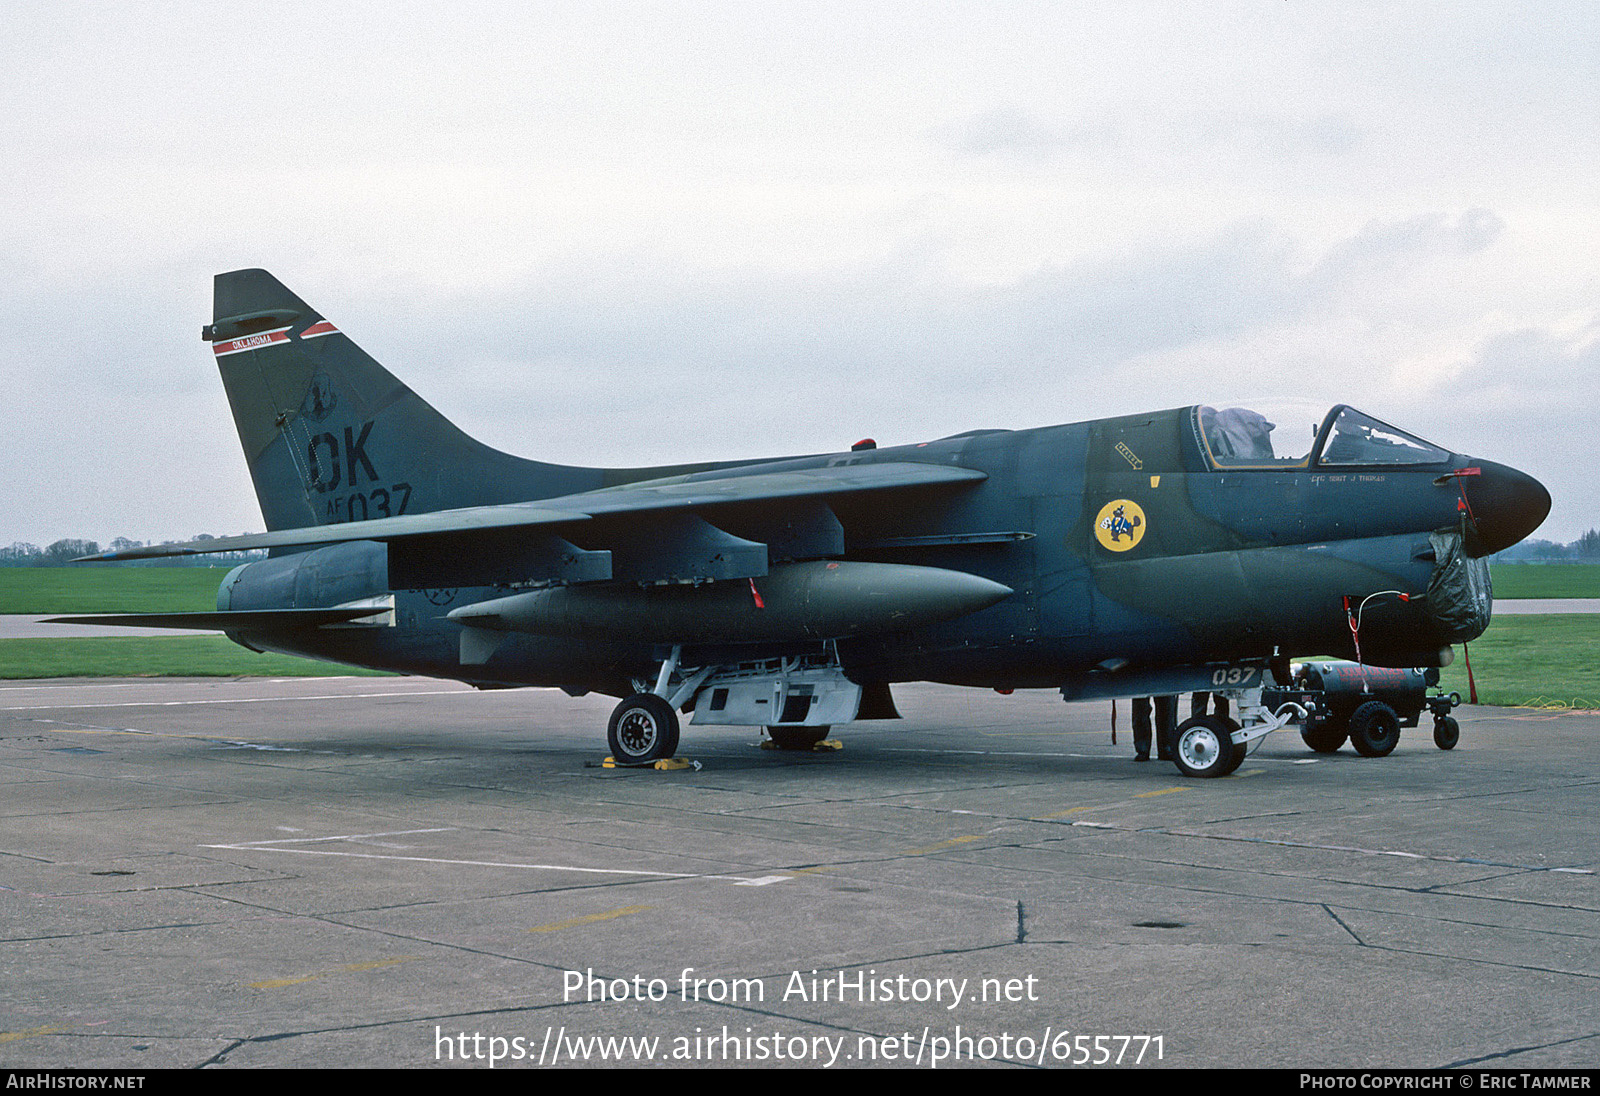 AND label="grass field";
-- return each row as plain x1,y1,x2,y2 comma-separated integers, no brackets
0,567,391,677
0,636,391,679
1488,562,1600,599
0,567,229,613
1438,615,1600,709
